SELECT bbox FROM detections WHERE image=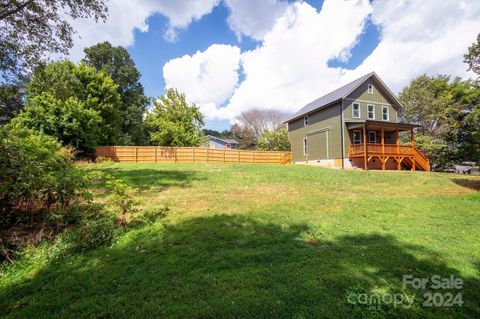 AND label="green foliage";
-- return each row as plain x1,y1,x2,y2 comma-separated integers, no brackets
104,177,135,215
256,128,291,151
15,60,121,150
464,33,480,81
83,42,149,145
0,83,24,125
0,125,93,216
399,75,480,169
146,88,206,146
75,216,116,252
0,0,107,82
